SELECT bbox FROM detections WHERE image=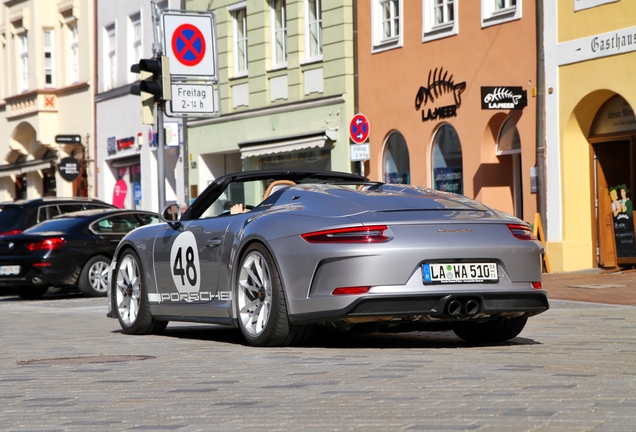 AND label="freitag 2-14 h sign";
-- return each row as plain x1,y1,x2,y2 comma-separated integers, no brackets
481,87,527,110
